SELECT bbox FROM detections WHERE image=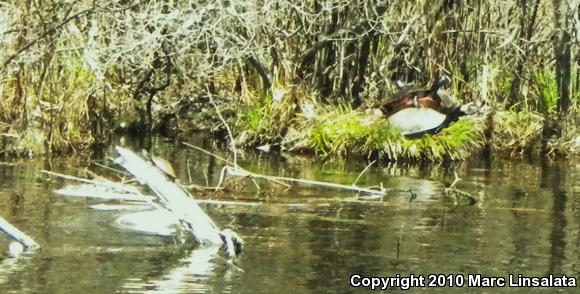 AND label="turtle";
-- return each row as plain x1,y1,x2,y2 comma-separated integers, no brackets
384,77,479,137
383,76,453,116
142,149,176,181
151,155,176,180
